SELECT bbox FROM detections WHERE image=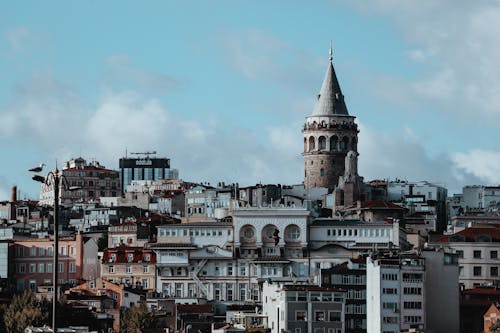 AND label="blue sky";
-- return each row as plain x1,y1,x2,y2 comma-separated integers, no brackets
1,0,500,199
